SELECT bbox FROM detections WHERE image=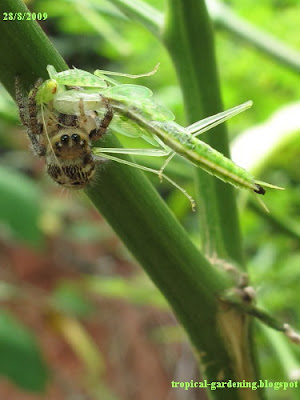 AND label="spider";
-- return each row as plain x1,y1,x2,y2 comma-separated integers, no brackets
15,78,113,188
